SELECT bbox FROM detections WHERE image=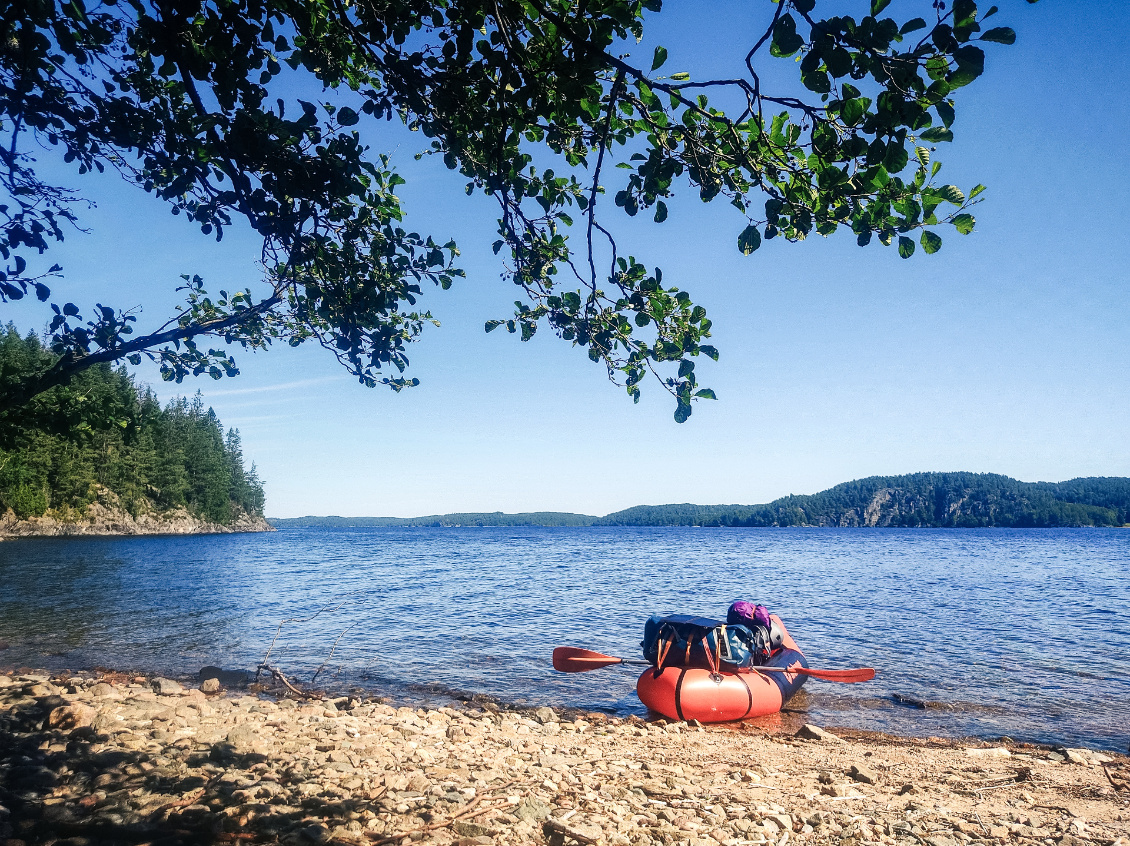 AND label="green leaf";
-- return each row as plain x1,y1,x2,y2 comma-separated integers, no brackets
898,236,915,258
900,17,927,34
937,184,965,204
770,14,803,58
969,184,987,199
935,100,955,128
737,225,762,255
674,402,692,424
694,388,717,400
920,126,954,143
841,98,865,125
884,142,909,173
669,71,690,81
654,201,668,223
952,213,975,234
980,27,1016,44
337,107,359,126
915,146,930,169
651,45,668,71
770,112,789,146
871,0,892,15
920,230,942,254
949,45,986,87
